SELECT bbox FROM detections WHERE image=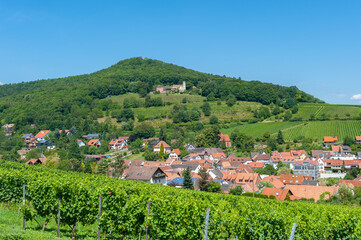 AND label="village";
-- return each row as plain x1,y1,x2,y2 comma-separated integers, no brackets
4,121,361,203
